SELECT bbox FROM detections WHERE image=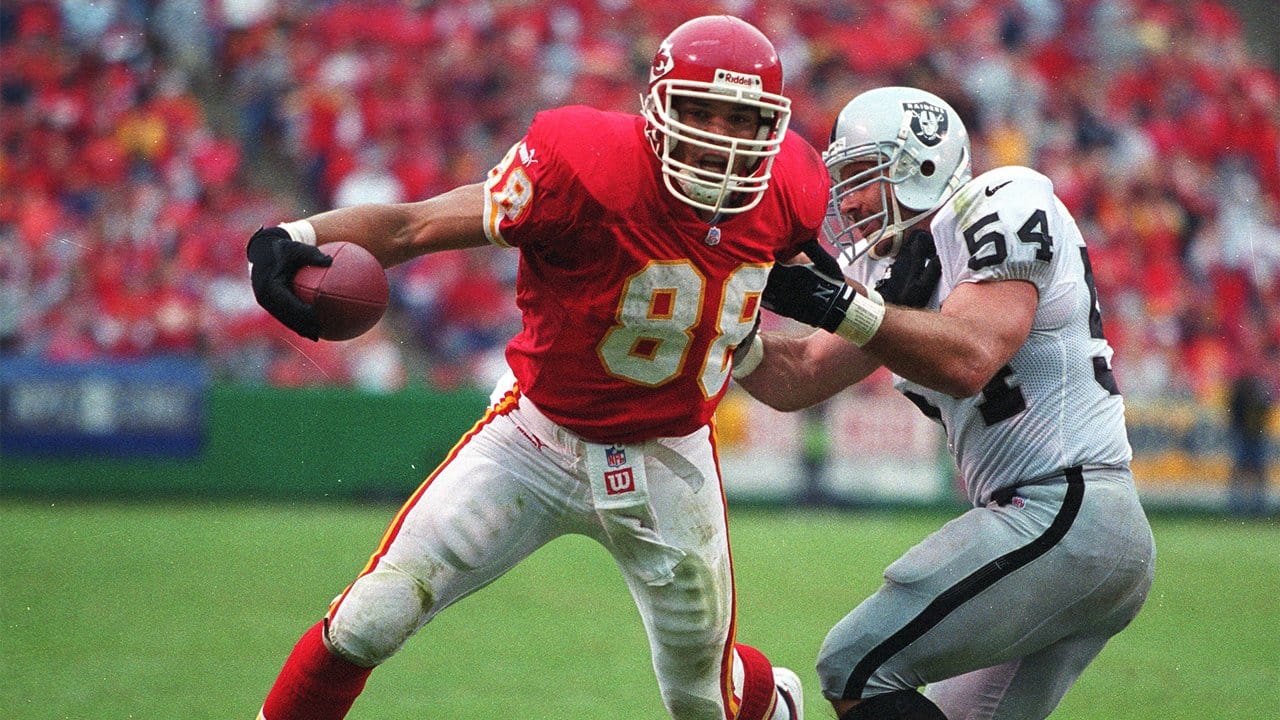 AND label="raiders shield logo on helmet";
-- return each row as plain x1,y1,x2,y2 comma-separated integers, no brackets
903,101,948,147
